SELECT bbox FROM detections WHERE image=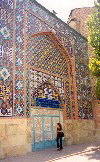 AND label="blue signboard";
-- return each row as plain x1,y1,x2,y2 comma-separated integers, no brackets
36,98,60,108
